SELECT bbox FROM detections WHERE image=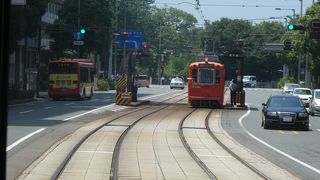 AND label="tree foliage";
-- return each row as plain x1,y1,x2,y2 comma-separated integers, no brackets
9,0,49,53
48,0,113,59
